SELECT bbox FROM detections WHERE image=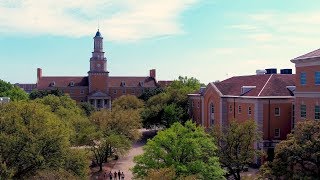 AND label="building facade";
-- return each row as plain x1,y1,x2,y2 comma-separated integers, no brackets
291,49,320,122
189,70,295,163
35,30,162,108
